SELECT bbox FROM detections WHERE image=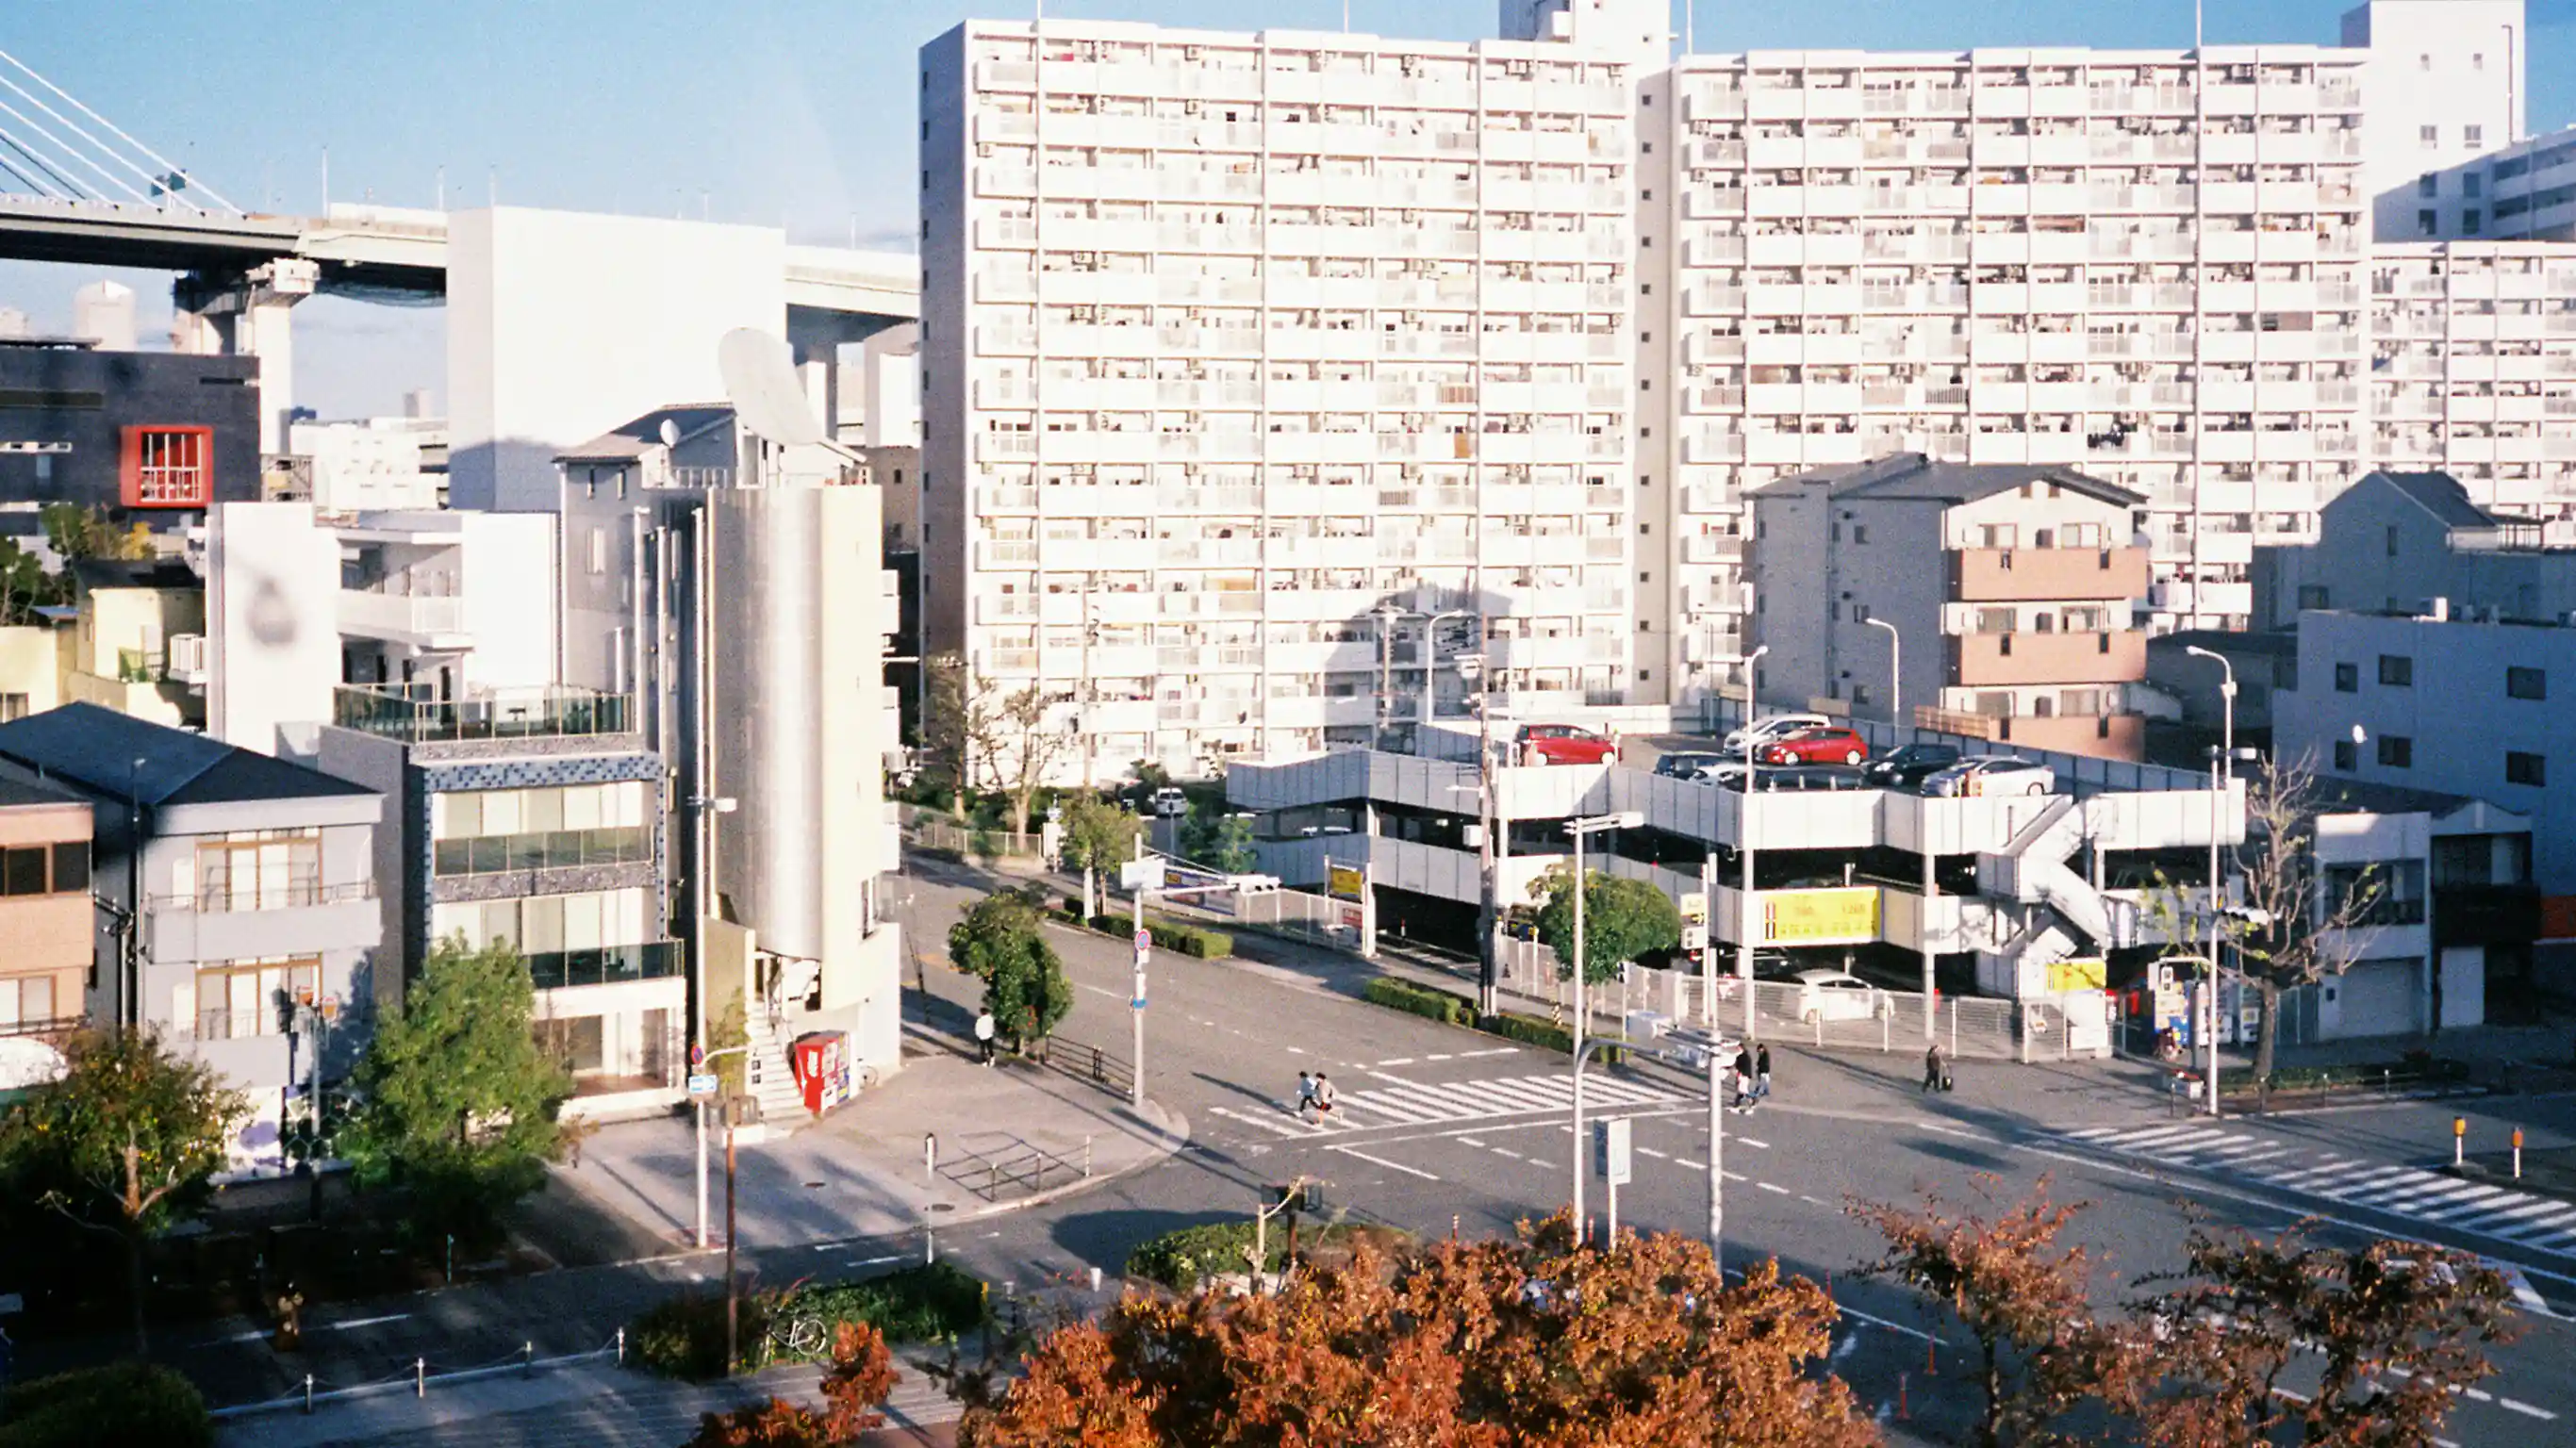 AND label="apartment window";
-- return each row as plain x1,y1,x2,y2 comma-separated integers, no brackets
1853,602,1871,622
2418,209,2437,236
0,841,82,896
2507,666,2546,700
586,527,607,575
2298,585,2330,611
0,975,56,1032
2334,738,2356,771
2386,525,2400,558
2507,751,2547,786
2464,208,2482,234
185,957,320,1042
184,833,323,912
1853,524,1868,544
1852,683,1873,707
119,425,212,508
2465,124,2484,149
2419,174,2439,198
2334,662,2357,693
2378,734,2414,768
2464,173,2483,199
2420,124,2440,150
2378,654,2412,686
